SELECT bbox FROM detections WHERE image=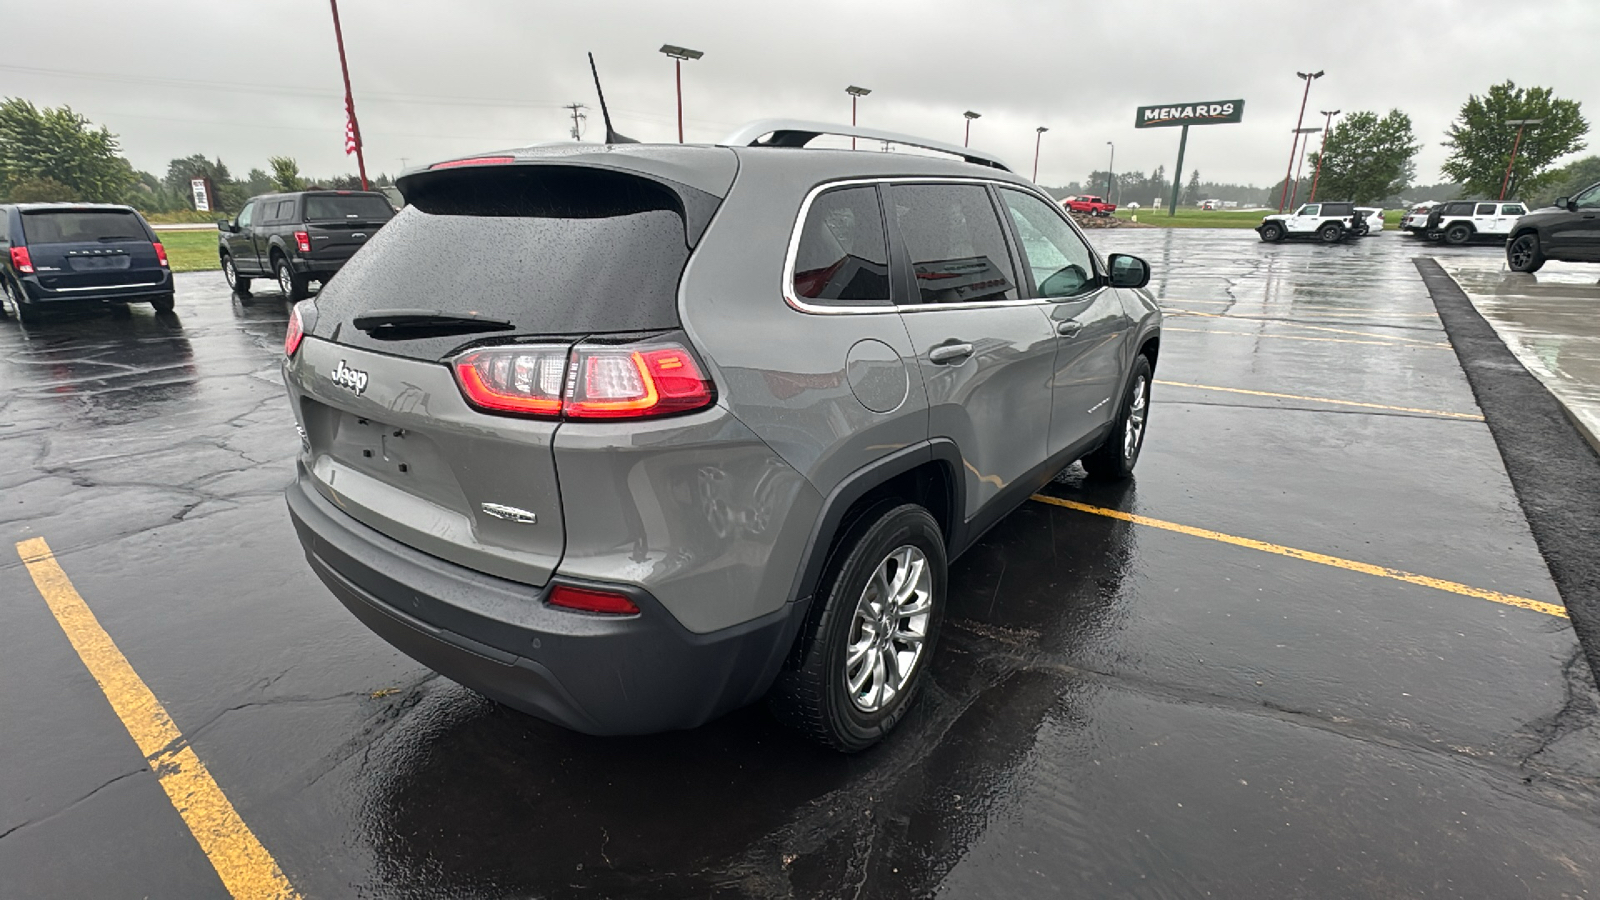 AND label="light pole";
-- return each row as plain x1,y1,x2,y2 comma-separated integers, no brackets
1105,141,1115,199
659,44,703,143
1499,118,1544,200
1308,109,1339,202
963,111,981,147
1032,126,1048,182
1278,70,1324,212
1288,127,1320,208
847,86,871,149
